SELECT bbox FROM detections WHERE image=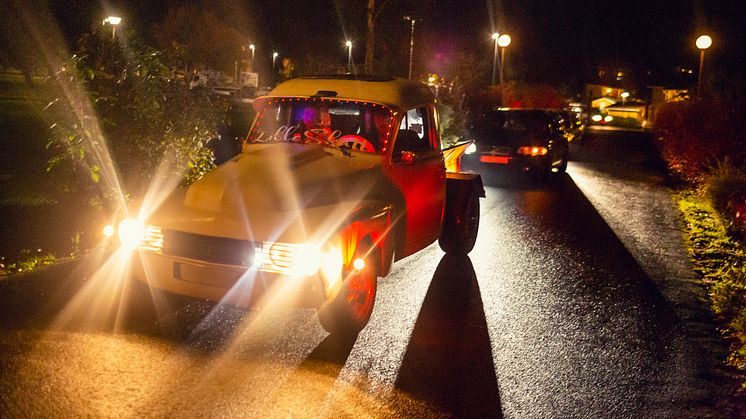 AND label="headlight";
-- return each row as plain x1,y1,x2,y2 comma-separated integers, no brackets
293,245,323,277
118,218,146,250
320,246,344,287
255,242,344,281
